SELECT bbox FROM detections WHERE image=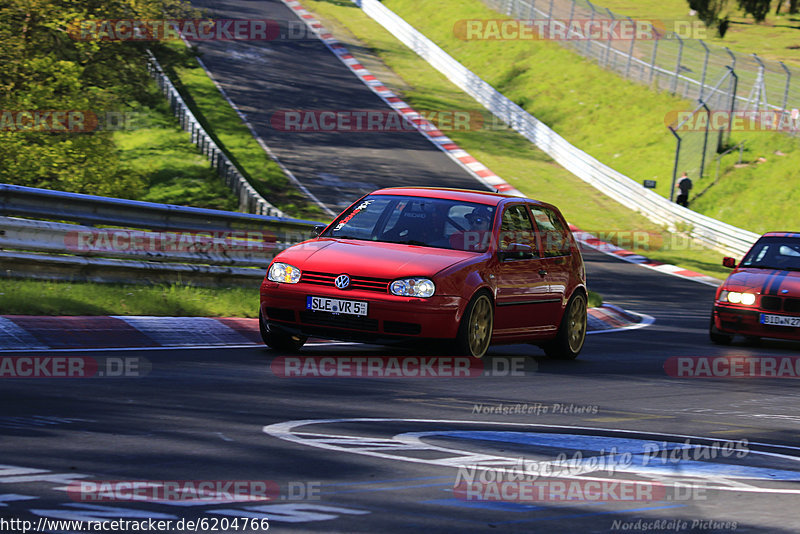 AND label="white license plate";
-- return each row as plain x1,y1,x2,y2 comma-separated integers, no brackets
306,296,368,316
760,314,800,327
